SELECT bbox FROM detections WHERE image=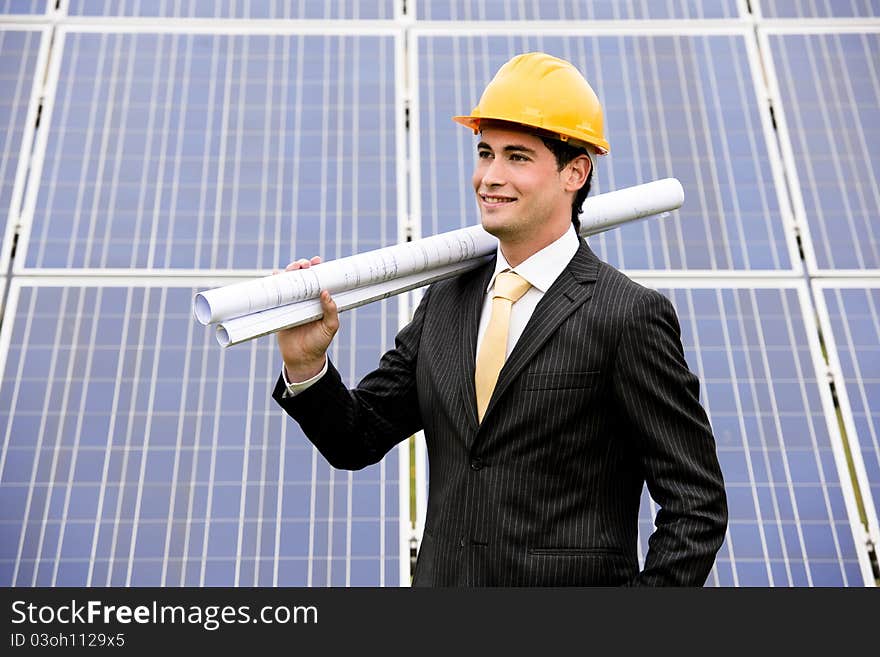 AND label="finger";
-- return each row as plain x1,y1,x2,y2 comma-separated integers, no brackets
284,257,320,272
272,268,280,275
